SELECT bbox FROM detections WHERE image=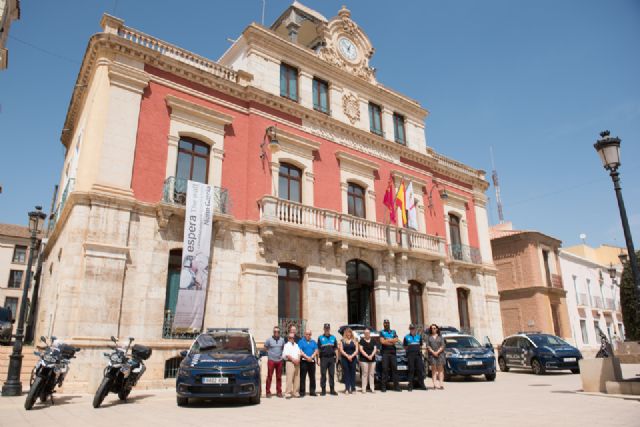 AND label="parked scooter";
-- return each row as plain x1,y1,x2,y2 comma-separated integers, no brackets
93,336,152,408
25,336,80,410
